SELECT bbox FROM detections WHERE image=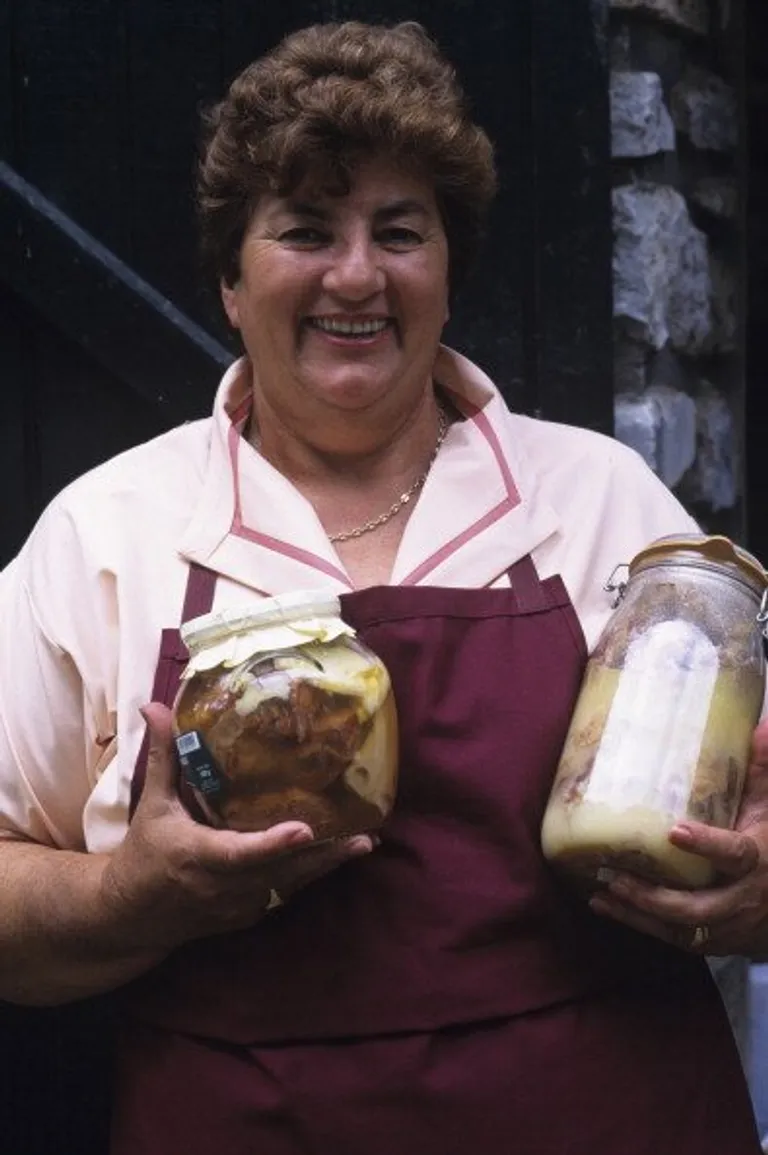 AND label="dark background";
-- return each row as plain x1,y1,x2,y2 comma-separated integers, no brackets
0,0,614,567
0,0,671,1151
